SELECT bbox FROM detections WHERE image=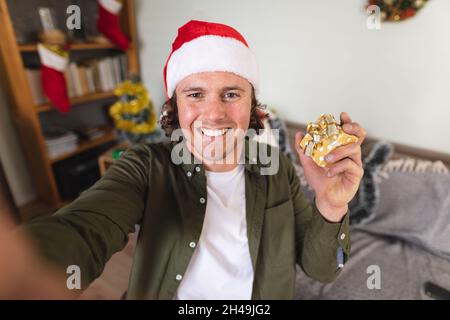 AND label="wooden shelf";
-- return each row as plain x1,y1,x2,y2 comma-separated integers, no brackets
49,126,118,164
19,42,117,52
36,91,116,113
